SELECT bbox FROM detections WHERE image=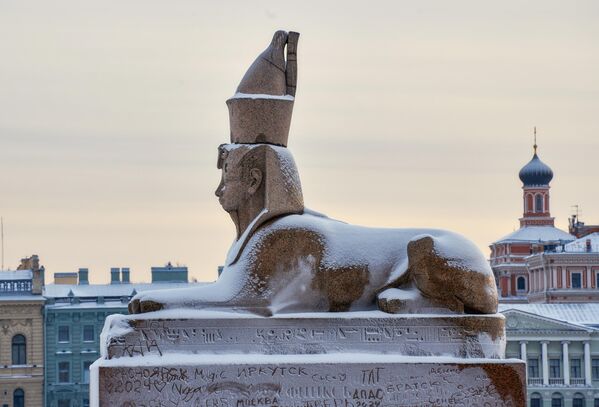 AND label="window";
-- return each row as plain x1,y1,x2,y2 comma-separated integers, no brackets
13,389,24,407
571,358,583,378
535,194,543,213
572,273,582,289
528,358,540,377
594,398,599,407
83,399,90,407
549,358,561,378
11,335,26,365
83,361,92,383
83,325,95,342
573,394,585,407
58,325,70,342
593,359,599,379
552,393,563,407
517,276,526,291
58,361,70,383
530,393,542,407
58,400,71,407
